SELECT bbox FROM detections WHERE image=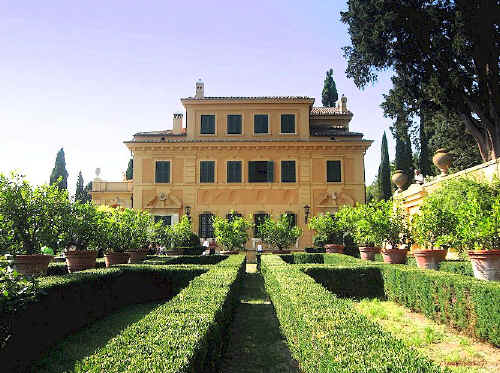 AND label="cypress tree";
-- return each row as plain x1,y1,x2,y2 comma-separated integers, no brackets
83,182,93,203
125,158,133,180
393,117,414,186
321,69,339,107
418,108,434,177
50,148,69,190
75,171,86,202
377,132,392,200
